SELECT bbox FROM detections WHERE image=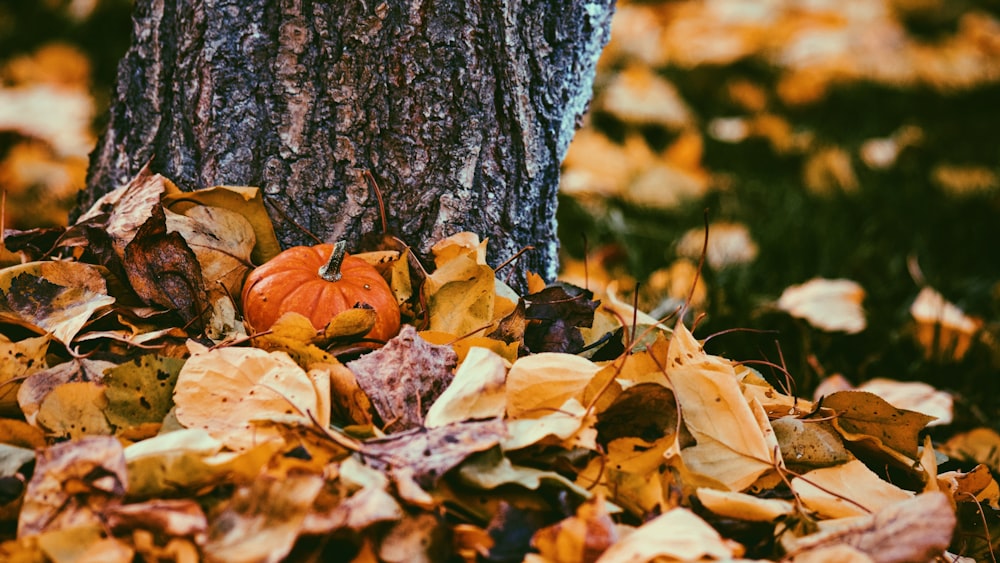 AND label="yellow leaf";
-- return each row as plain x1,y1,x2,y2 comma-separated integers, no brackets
424,251,496,338
666,321,775,491
162,185,281,265
792,459,913,519
506,353,600,419
0,334,49,414
696,488,795,522
35,381,112,440
594,508,743,562
910,286,981,361
425,347,508,428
